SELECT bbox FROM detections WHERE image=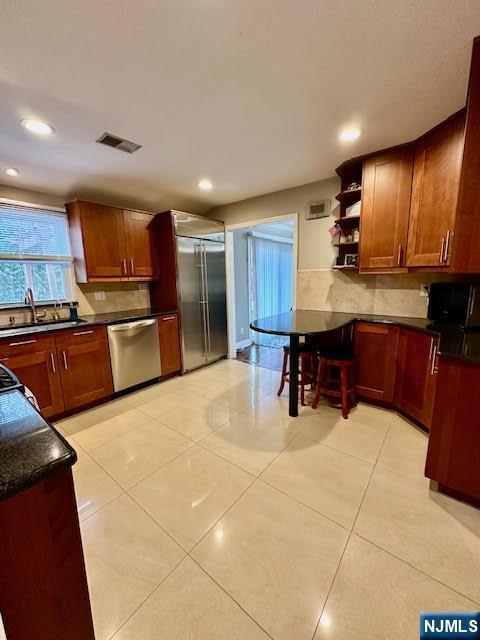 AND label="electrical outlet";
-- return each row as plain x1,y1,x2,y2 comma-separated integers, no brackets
94,291,106,301
420,284,429,297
